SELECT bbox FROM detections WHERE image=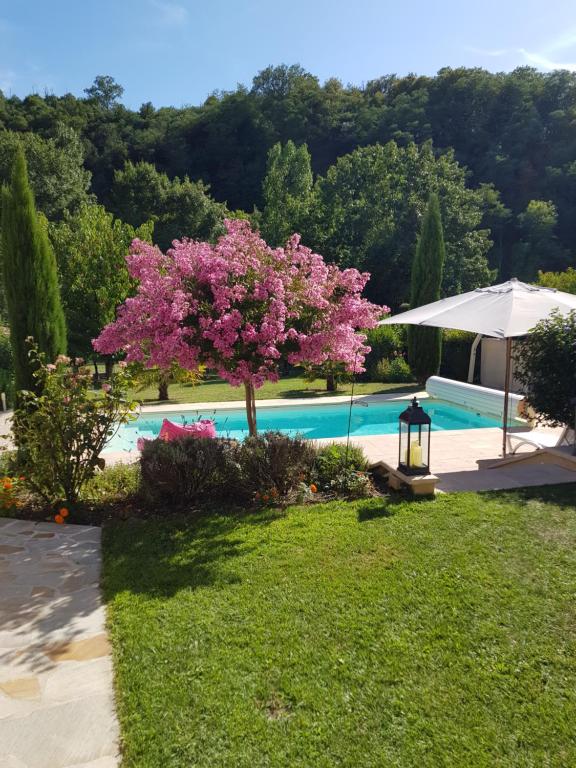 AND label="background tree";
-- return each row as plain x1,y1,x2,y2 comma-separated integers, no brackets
407,194,446,383
110,161,226,249
49,203,154,368
512,200,568,281
537,266,576,294
306,142,492,308
1,149,66,391
0,126,91,219
260,140,313,245
84,75,124,110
